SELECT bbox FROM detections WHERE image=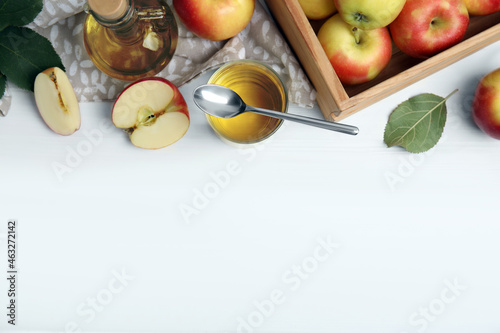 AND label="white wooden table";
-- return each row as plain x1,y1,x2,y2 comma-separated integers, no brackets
1,18,499,333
